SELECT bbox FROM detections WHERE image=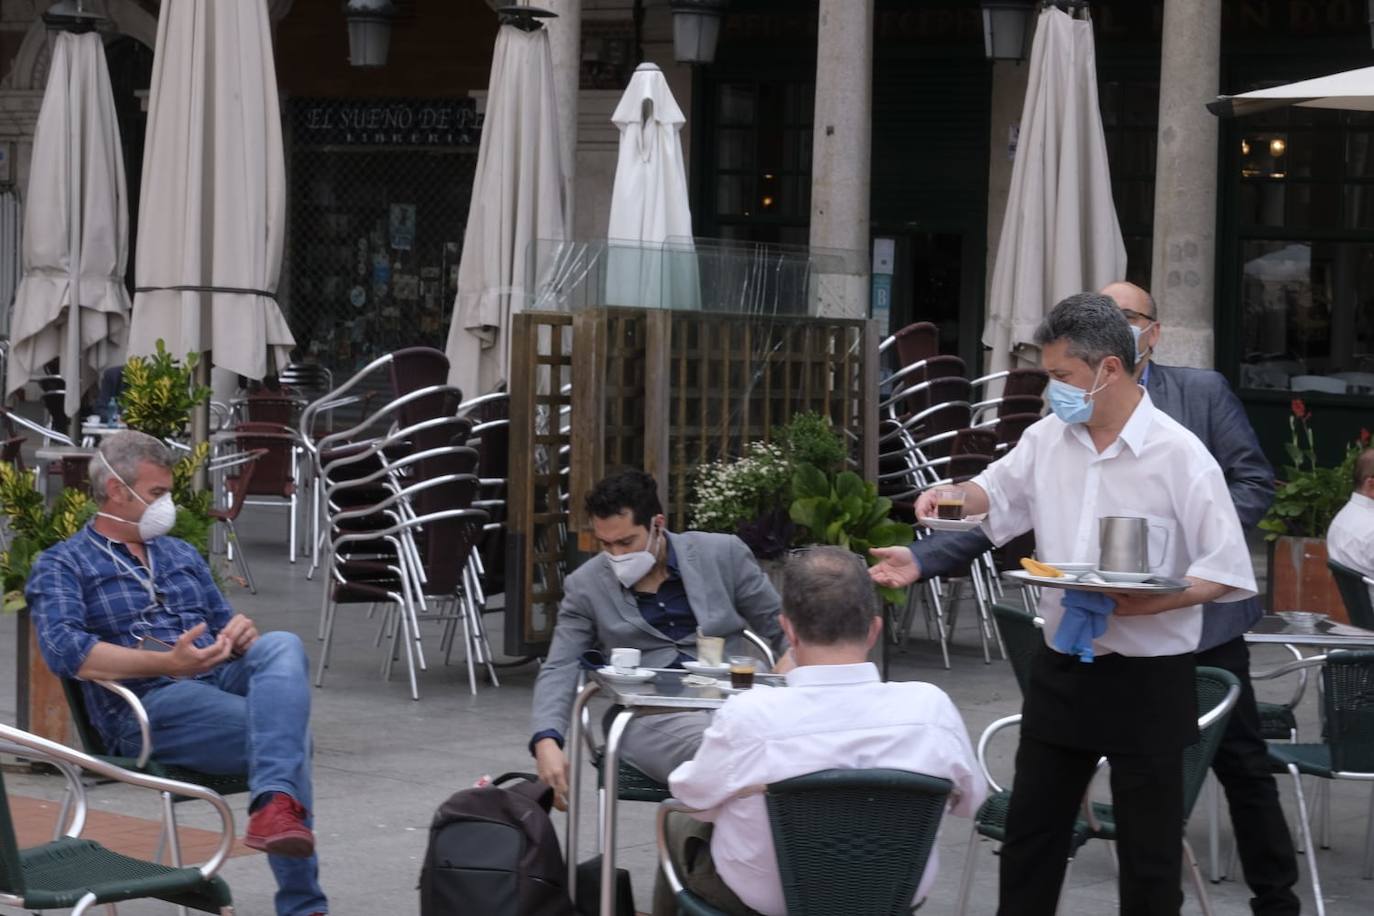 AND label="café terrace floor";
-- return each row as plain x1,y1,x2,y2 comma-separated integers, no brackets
1,506,1369,915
